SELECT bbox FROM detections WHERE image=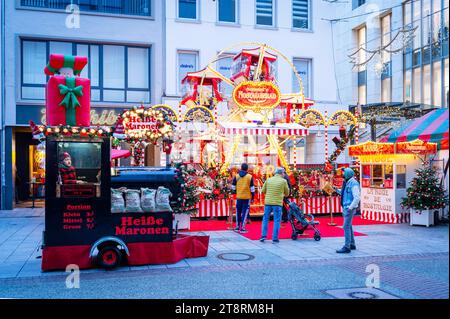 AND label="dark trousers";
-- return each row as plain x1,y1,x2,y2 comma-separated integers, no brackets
236,199,250,230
